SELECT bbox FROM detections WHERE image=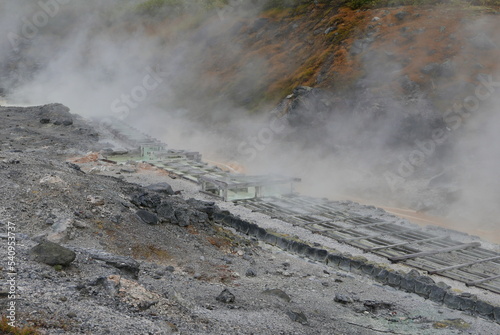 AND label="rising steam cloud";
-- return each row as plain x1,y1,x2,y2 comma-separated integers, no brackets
1,1,499,239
